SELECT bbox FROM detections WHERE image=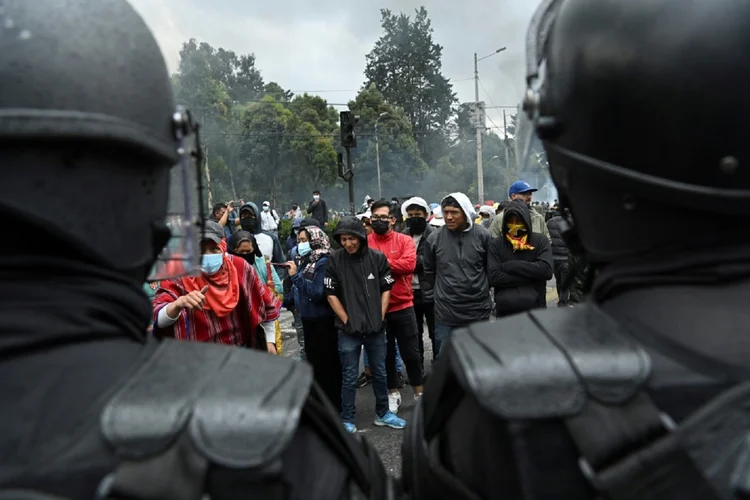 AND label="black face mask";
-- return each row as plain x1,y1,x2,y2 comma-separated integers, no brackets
240,219,257,232
233,253,255,265
406,217,427,234
371,219,390,235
